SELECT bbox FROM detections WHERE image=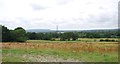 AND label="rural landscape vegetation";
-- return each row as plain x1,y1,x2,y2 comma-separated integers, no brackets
1,25,119,62
0,0,119,63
